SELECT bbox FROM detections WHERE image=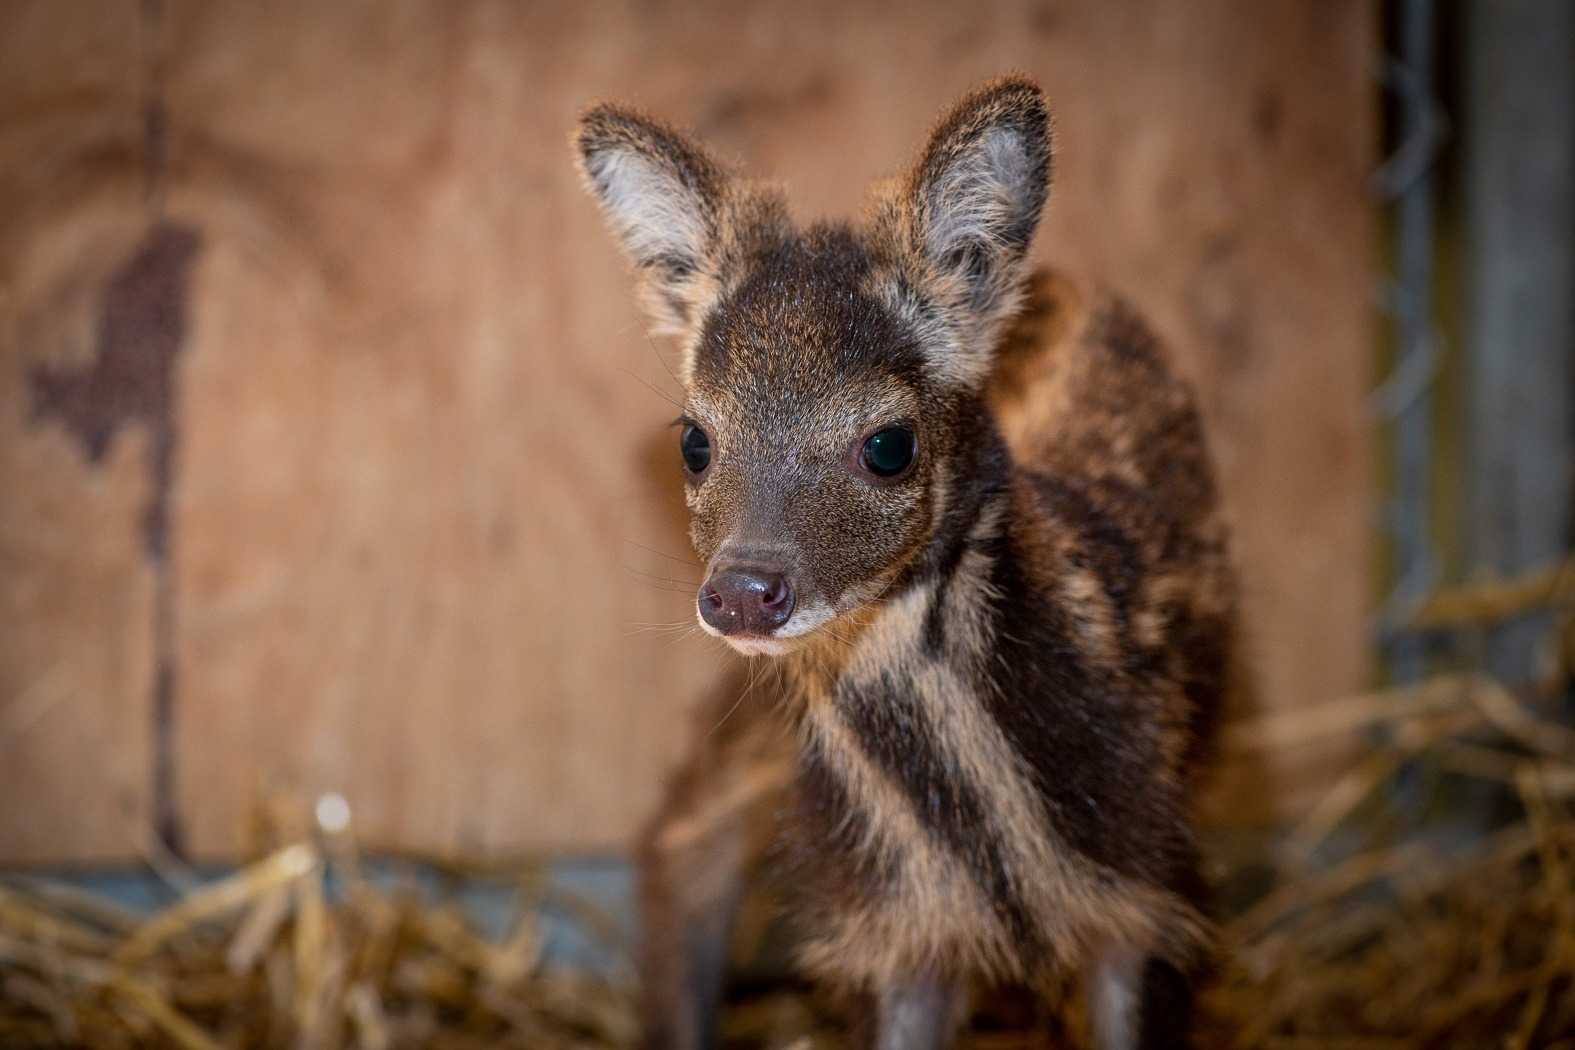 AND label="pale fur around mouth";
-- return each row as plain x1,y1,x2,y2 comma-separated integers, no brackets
694,597,842,657
694,582,902,657
719,636,799,657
